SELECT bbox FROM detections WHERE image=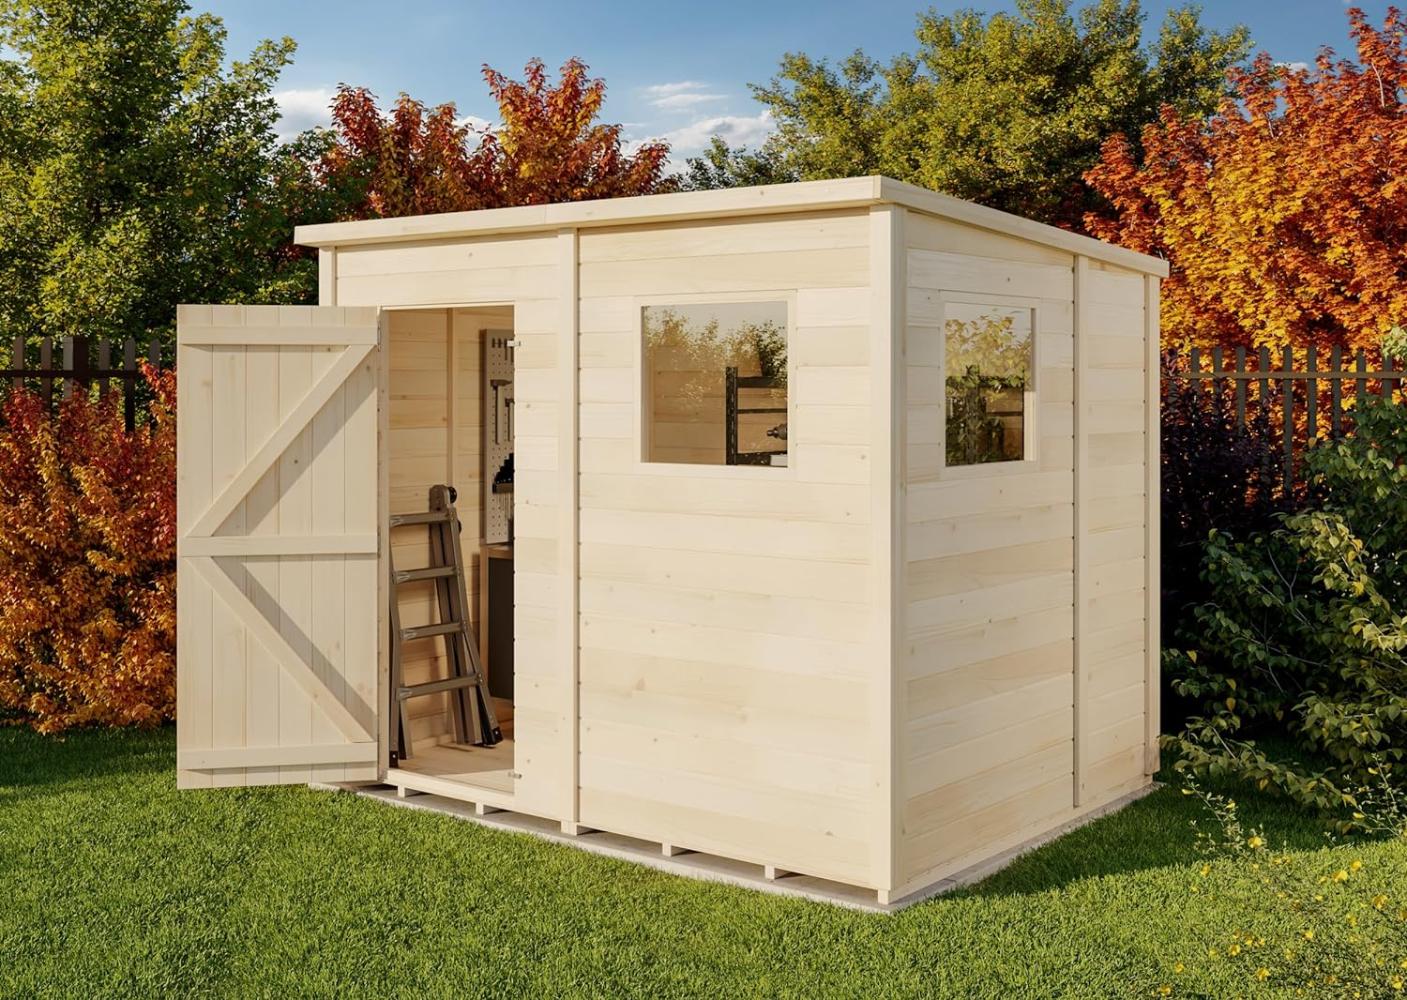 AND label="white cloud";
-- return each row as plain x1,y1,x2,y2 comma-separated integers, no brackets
641,80,726,113
456,114,494,133
655,111,775,158
653,92,725,111
273,87,336,139
642,81,710,97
